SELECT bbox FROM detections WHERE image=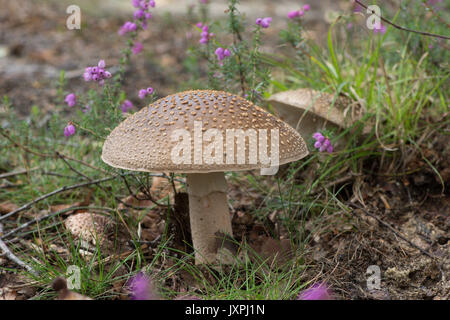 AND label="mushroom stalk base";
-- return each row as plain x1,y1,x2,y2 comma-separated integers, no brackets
186,172,233,265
